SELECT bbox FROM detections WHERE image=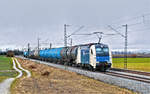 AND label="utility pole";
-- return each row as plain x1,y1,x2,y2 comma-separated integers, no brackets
122,24,128,69
70,38,72,46
64,24,67,47
64,24,70,47
50,43,52,49
142,15,145,24
27,43,30,57
37,38,40,55
108,25,128,69
64,24,84,47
